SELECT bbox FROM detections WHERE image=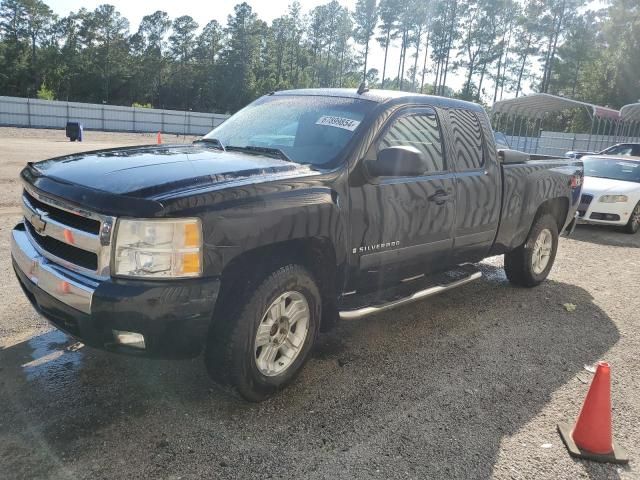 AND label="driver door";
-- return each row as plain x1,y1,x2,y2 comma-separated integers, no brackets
348,108,457,292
